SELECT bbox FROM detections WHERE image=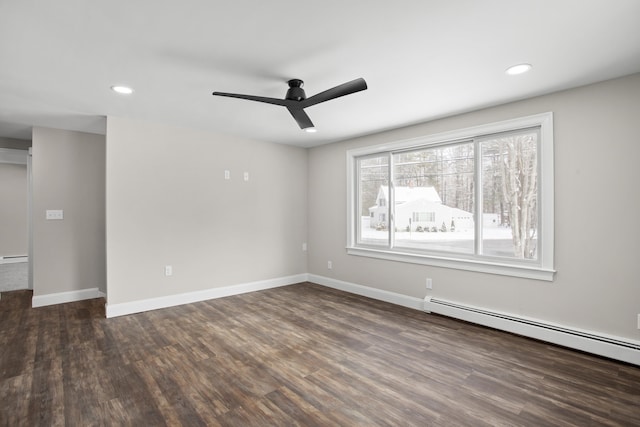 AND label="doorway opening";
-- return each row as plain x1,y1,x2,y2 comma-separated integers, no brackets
0,146,31,294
